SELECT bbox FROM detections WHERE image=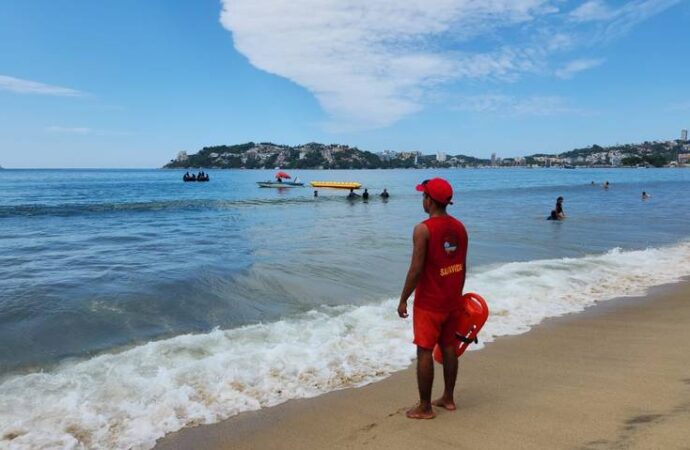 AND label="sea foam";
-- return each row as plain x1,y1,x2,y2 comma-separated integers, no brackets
1,241,689,450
